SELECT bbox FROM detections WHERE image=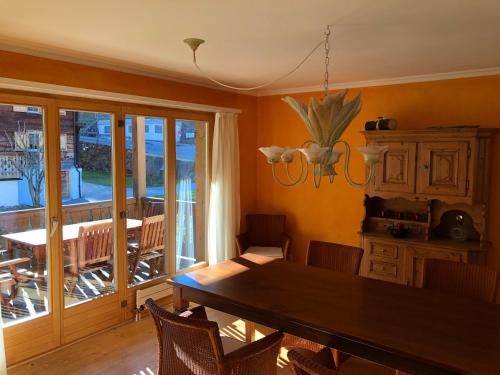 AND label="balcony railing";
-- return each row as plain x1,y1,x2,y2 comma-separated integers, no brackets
0,152,21,179
0,199,139,248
